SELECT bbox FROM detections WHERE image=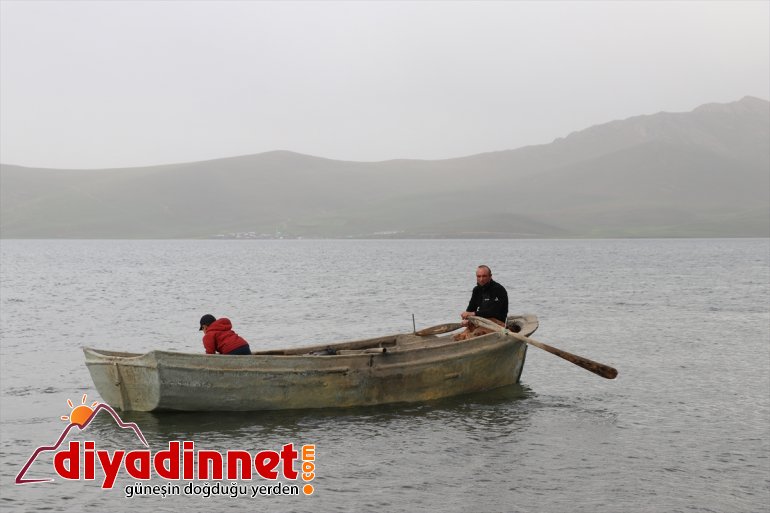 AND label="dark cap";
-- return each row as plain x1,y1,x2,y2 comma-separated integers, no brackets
199,314,216,331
